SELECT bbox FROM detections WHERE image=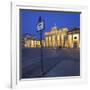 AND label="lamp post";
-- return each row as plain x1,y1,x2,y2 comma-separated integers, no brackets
37,16,45,76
